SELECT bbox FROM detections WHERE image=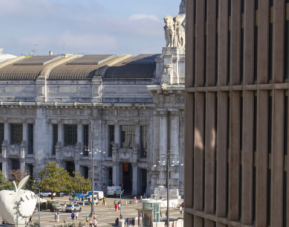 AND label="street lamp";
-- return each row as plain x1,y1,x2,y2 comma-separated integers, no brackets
34,187,41,226
80,141,105,217
153,152,183,226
